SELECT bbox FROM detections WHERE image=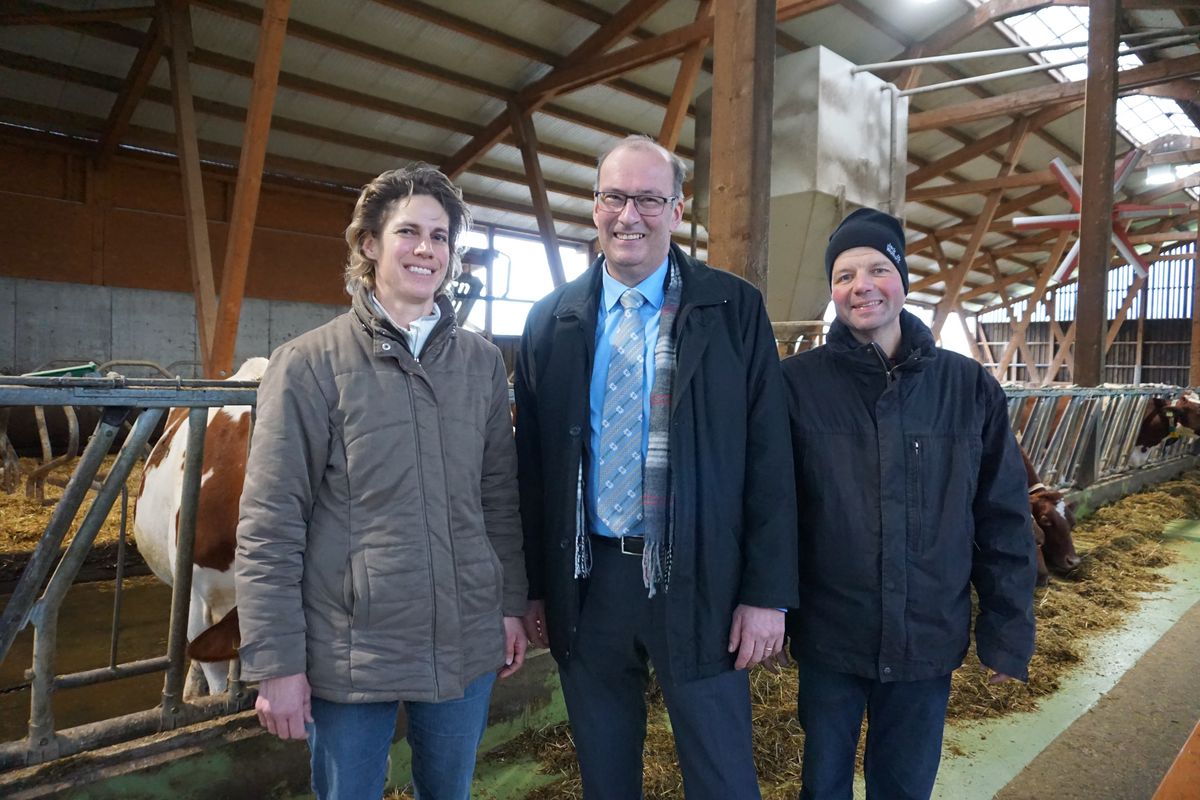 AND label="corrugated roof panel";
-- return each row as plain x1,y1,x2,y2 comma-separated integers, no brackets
434,0,601,62
339,1,544,91
0,68,75,118
532,111,618,158
553,83,672,140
